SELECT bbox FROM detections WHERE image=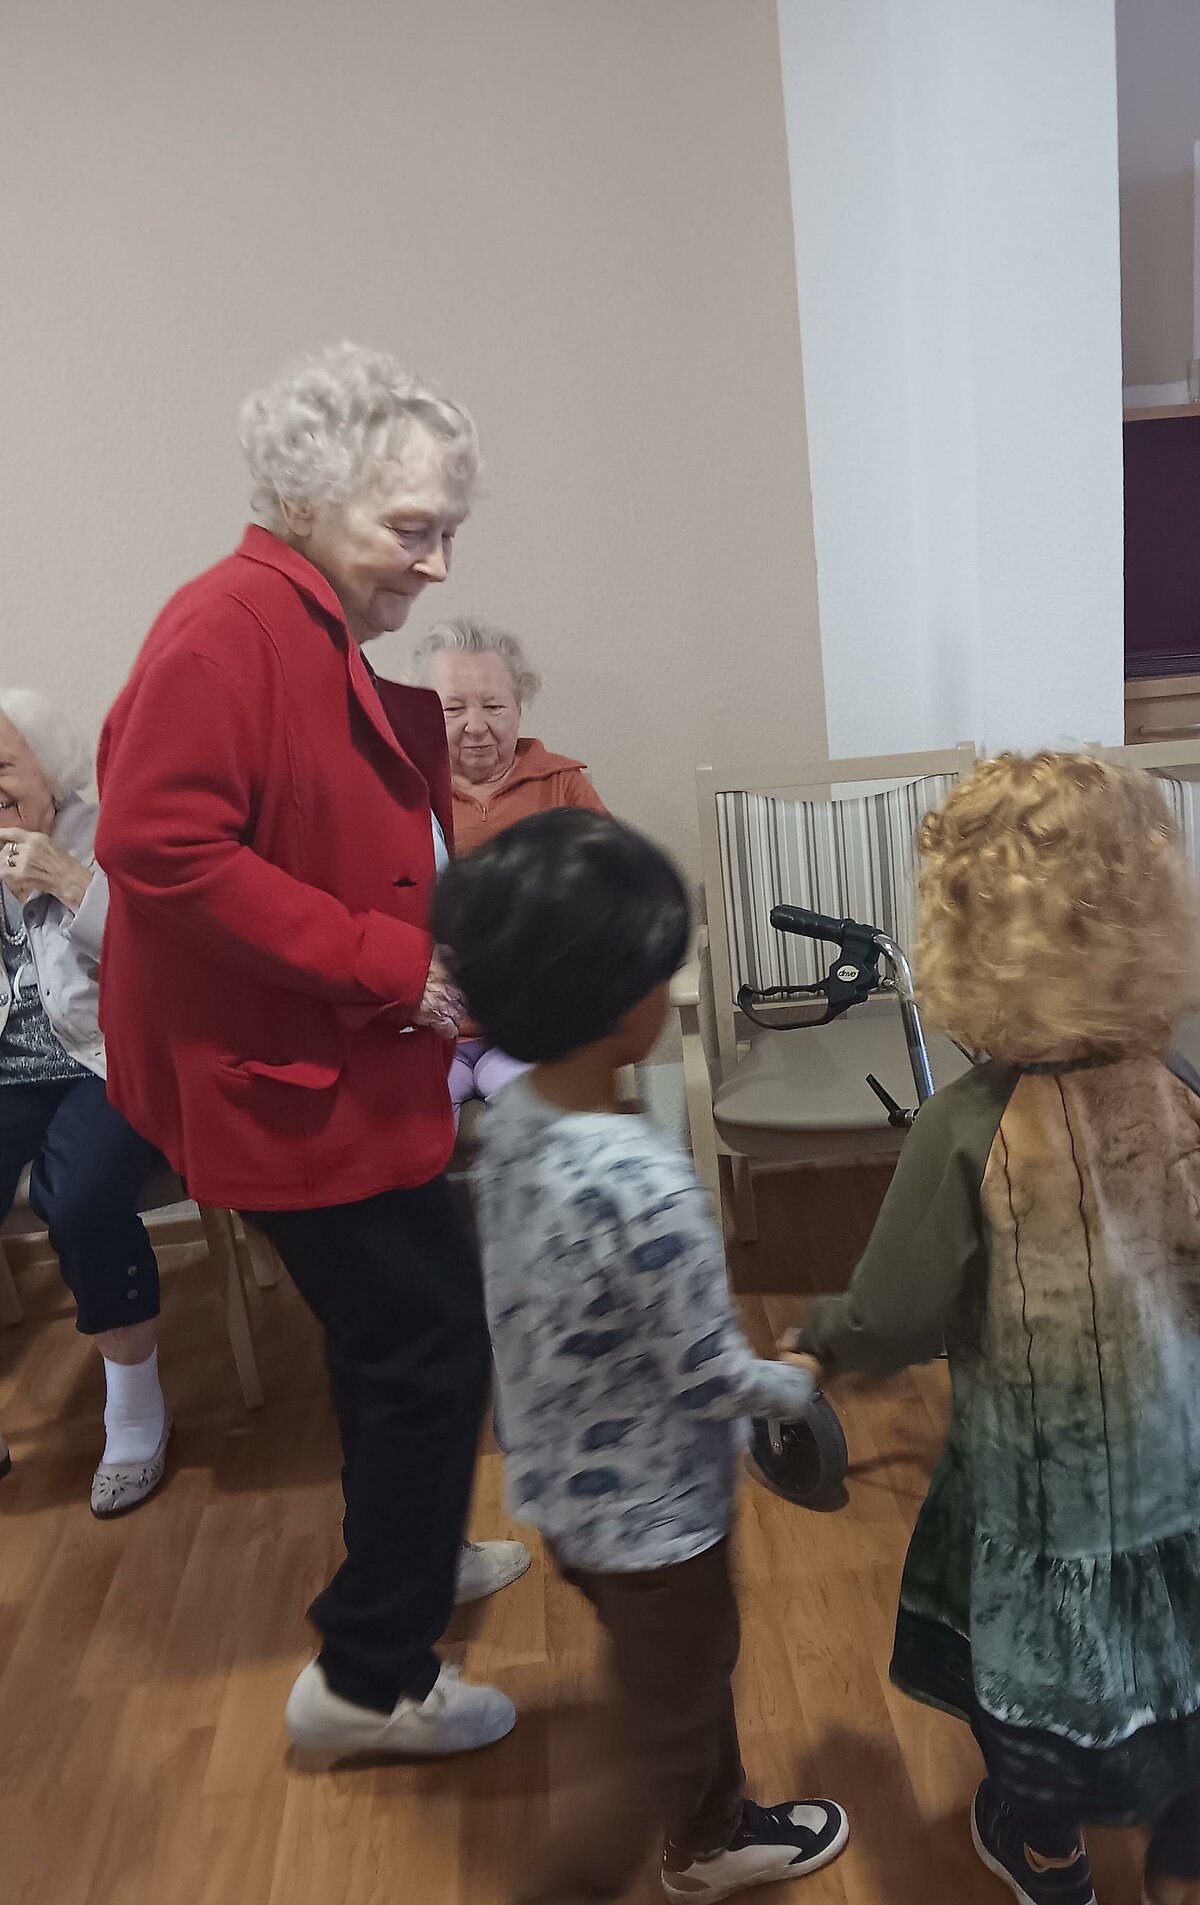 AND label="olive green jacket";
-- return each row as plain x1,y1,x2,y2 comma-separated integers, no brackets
800,1057,1200,1746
